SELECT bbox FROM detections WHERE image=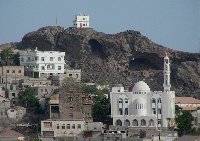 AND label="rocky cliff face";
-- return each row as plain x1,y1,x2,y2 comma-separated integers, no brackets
4,26,200,96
